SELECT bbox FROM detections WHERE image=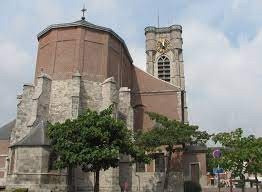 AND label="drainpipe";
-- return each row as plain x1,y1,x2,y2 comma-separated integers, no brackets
181,90,185,123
